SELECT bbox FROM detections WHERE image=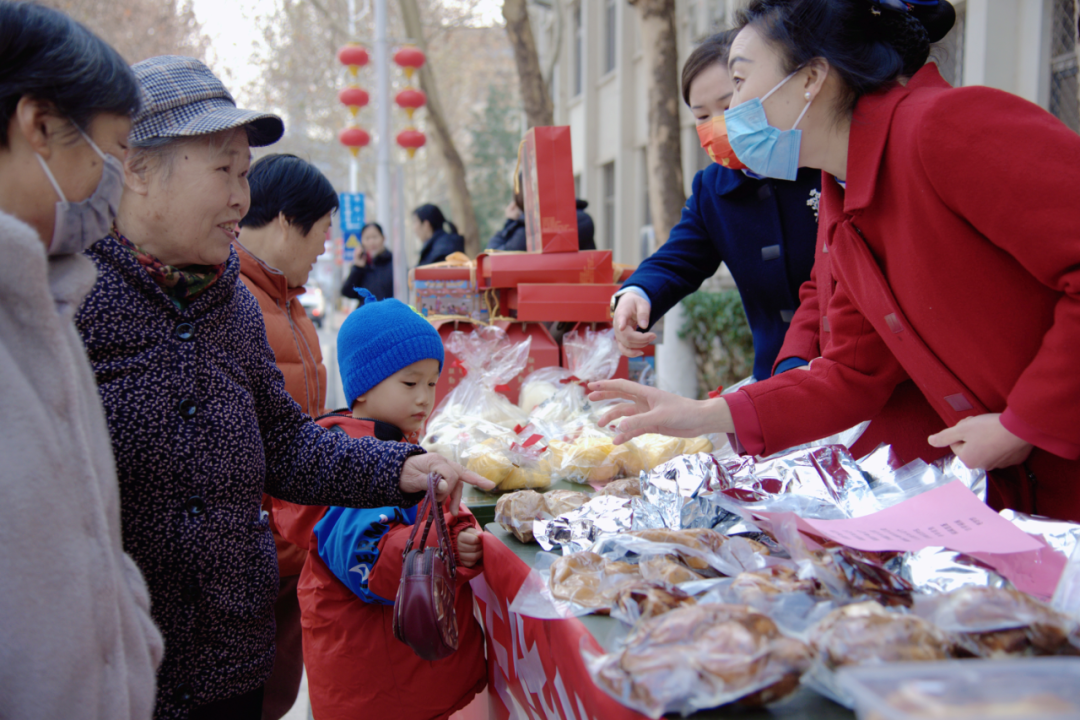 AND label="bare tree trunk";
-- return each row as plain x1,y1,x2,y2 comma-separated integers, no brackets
399,0,481,257
502,0,554,128
628,0,684,247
